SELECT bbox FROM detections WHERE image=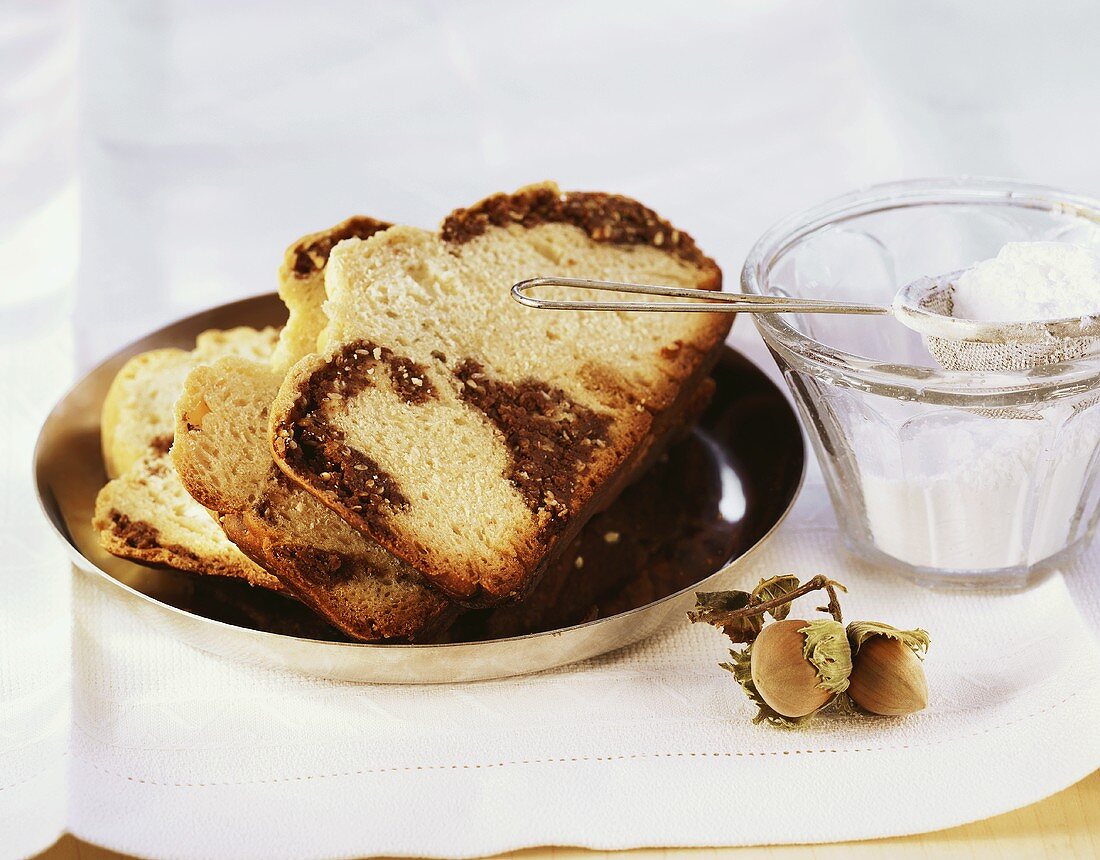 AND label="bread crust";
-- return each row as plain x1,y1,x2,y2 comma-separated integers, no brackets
269,184,731,605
